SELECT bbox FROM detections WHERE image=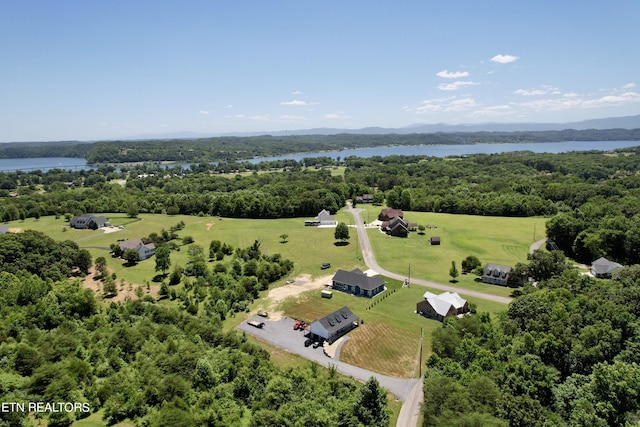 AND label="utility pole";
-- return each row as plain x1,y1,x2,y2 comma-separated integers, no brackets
408,263,411,286
419,327,423,377
533,223,536,242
